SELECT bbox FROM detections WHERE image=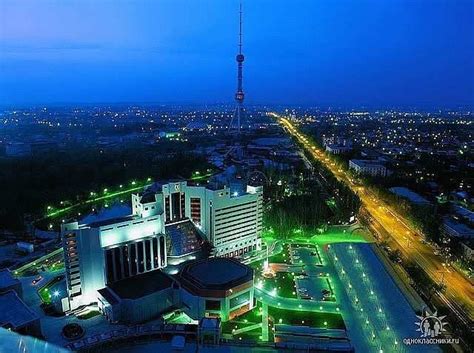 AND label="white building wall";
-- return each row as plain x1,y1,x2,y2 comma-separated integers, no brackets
62,212,166,311
183,183,263,257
